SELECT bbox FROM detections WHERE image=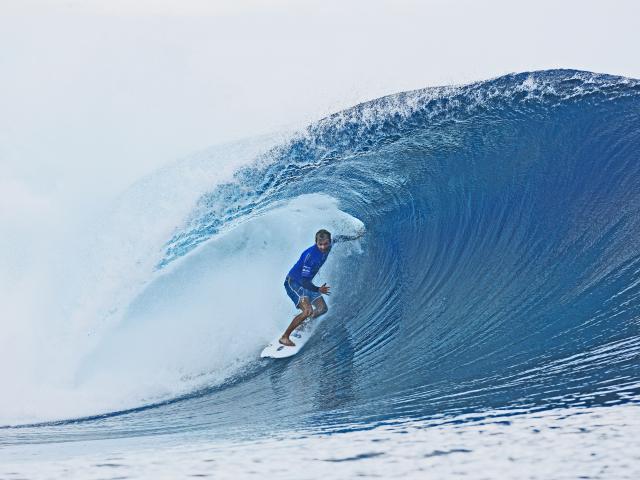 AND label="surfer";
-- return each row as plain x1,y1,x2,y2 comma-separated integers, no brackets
280,229,357,346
